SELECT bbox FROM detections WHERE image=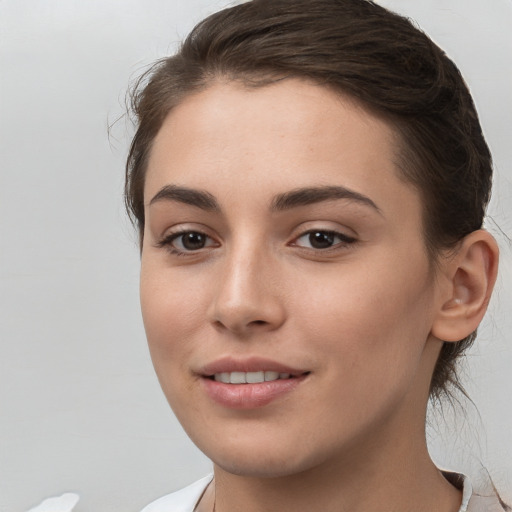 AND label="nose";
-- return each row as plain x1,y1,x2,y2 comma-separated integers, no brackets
207,245,287,336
